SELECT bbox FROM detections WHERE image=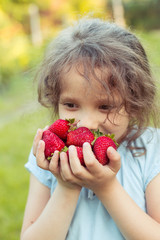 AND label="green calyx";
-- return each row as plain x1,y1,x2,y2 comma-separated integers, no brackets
91,129,103,145
66,118,77,132
105,133,119,147
66,118,75,124
91,129,119,147
92,129,103,138
62,146,68,152
47,146,69,161
47,153,54,161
